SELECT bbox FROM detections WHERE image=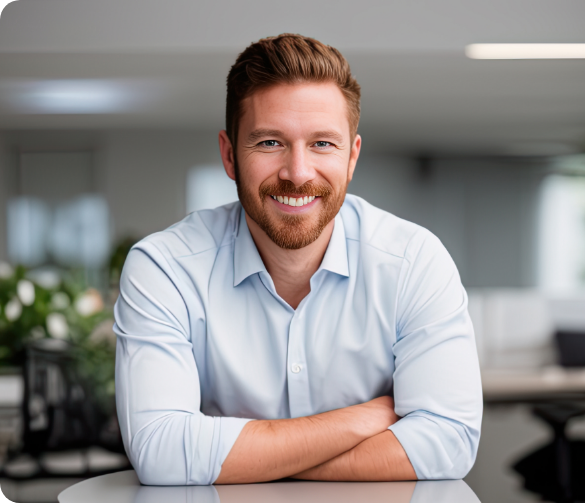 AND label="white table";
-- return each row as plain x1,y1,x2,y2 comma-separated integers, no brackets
58,470,480,503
